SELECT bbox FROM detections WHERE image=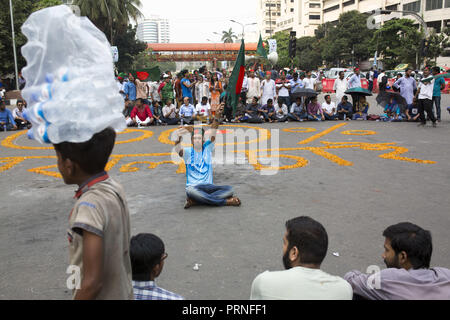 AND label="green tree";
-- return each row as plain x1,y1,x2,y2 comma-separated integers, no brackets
115,25,147,72
0,0,60,77
372,18,422,69
425,28,450,63
318,11,375,67
296,36,322,70
221,28,237,43
33,0,62,11
74,0,143,44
